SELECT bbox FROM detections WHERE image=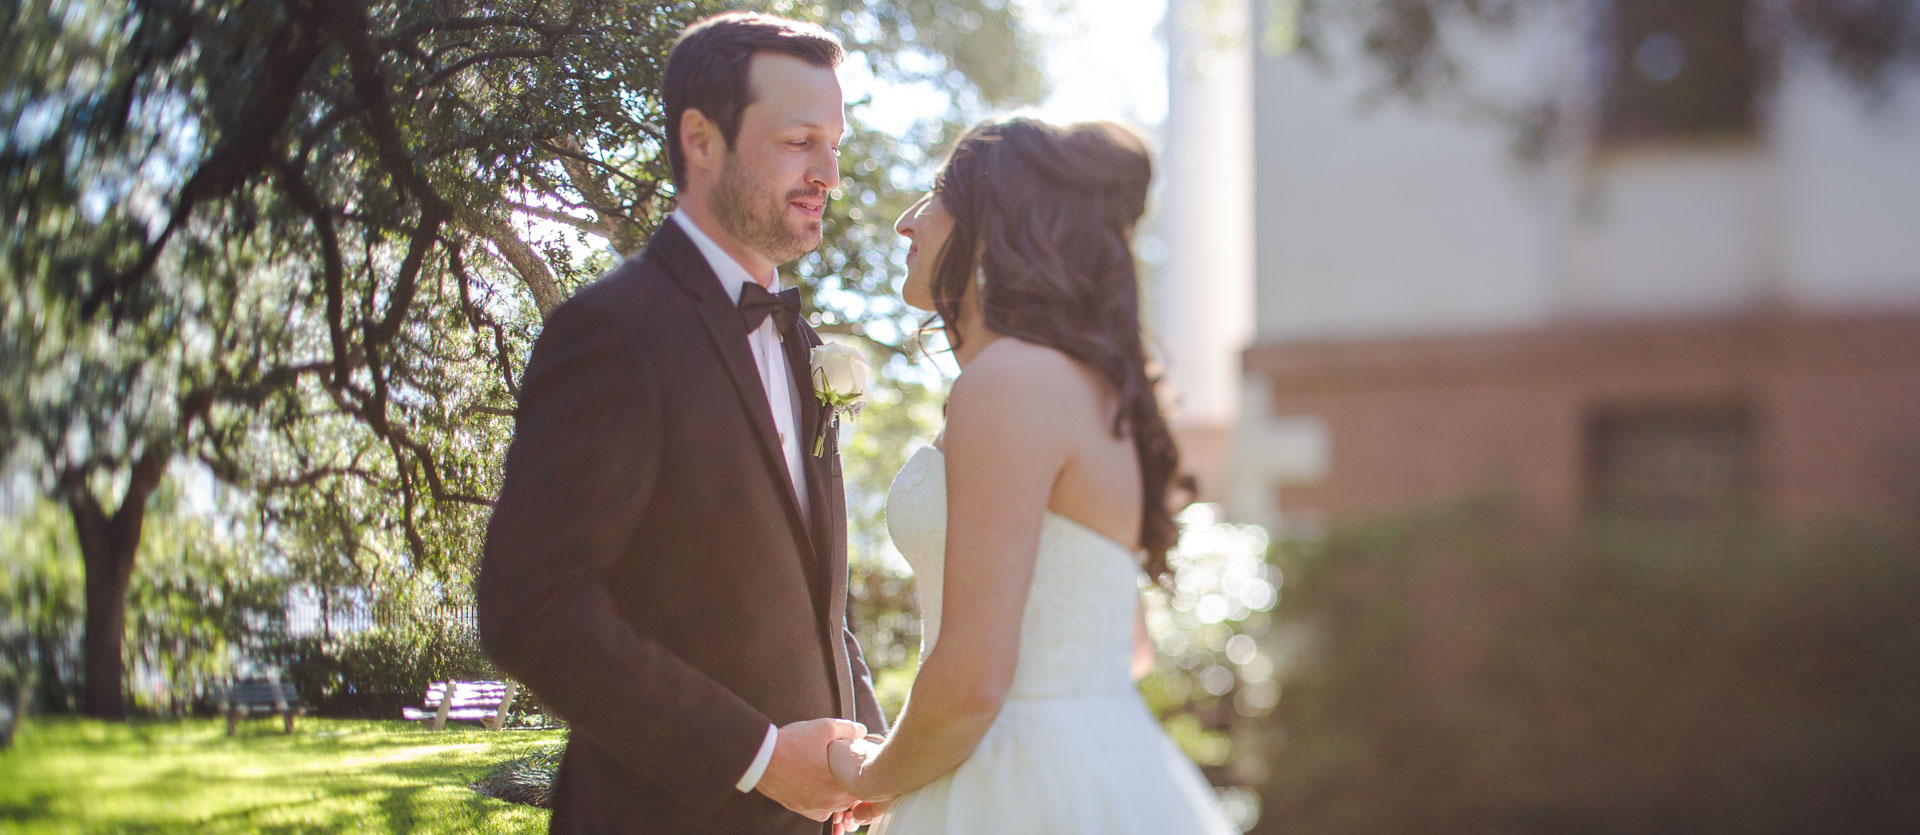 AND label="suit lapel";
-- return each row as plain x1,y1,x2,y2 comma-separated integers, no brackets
784,323,830,549
649,222,819,572
789,320,855,720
